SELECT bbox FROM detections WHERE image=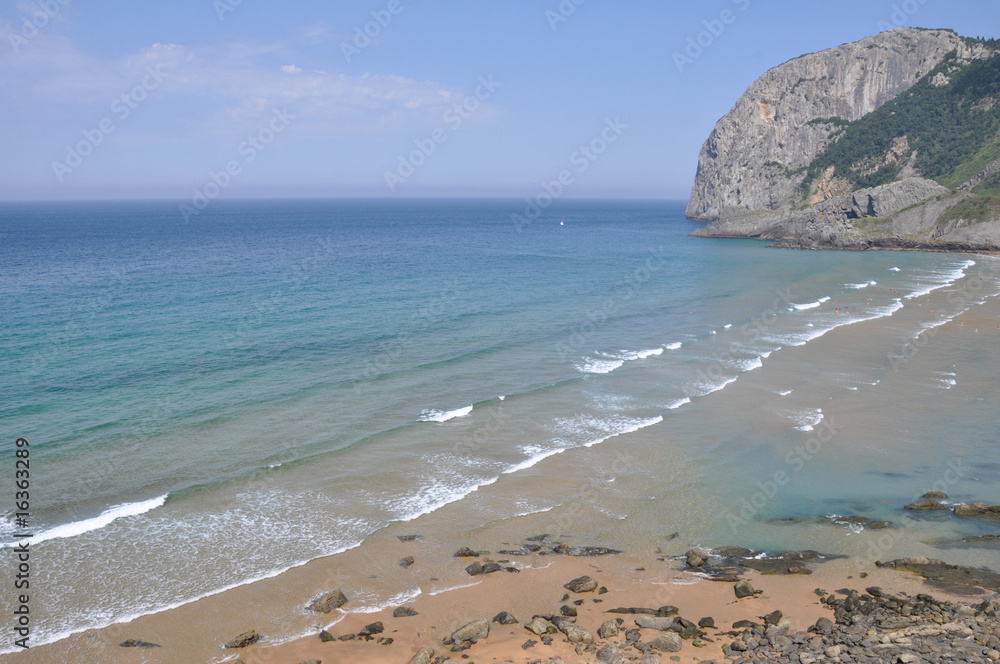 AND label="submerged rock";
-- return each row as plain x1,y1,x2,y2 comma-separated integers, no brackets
393,606,418,617
453,546,479,557
878,556,1000,594
119,639,160,648
905,499,950,511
